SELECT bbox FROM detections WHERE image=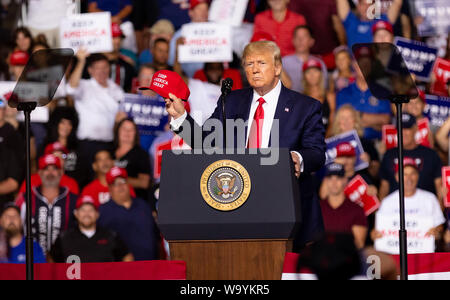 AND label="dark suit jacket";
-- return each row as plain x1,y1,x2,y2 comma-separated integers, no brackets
175,84,326,249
